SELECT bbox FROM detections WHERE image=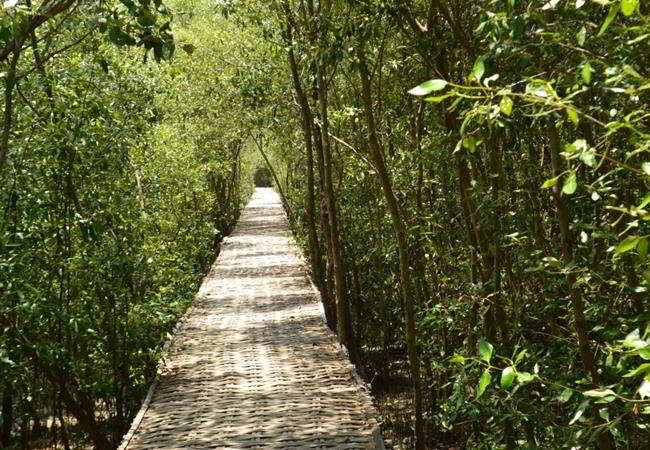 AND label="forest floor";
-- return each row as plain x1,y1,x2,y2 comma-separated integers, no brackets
366,354,460,450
